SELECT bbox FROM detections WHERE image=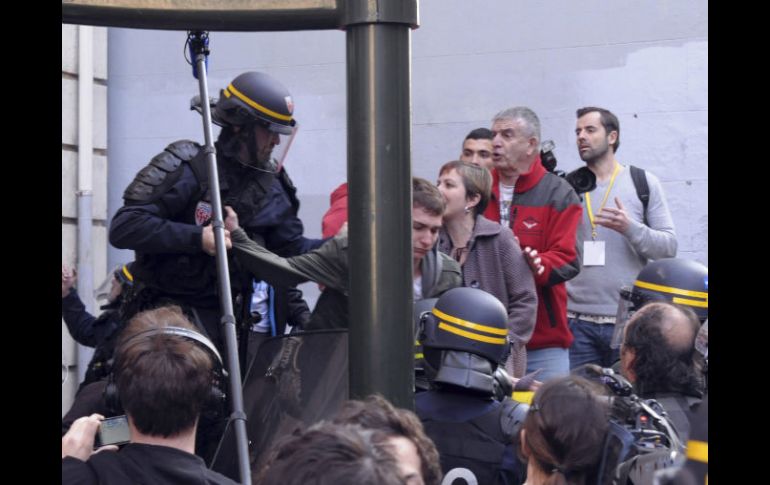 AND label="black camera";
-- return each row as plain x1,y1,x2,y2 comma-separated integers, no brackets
540,140,596,196
578,365,683,485
564,167,597,195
